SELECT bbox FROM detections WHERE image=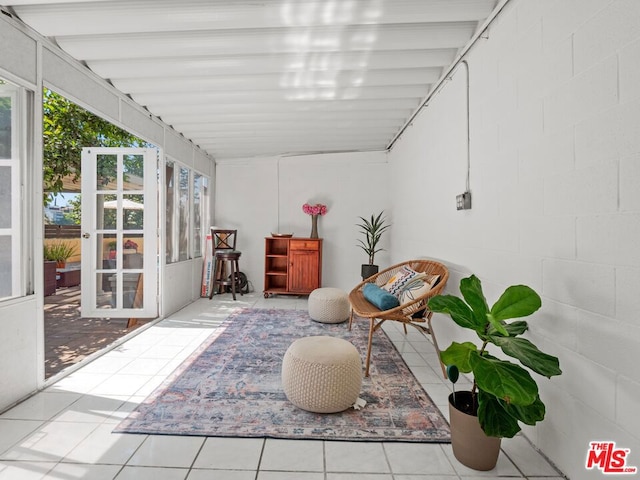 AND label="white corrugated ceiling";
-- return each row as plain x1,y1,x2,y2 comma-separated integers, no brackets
3,0,500,160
